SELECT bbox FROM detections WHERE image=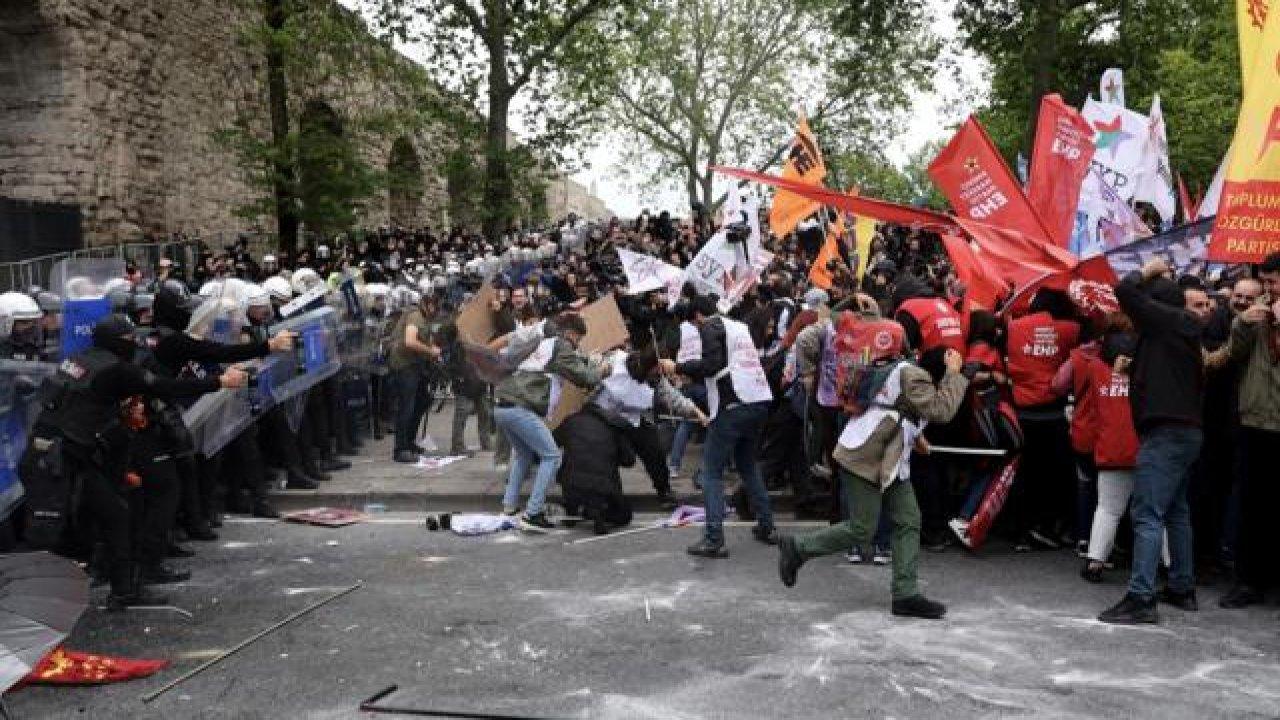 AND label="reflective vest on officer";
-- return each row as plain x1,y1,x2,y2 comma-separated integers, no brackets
1005,311,1080,408
897,297,966,353
1087,358,1139,469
